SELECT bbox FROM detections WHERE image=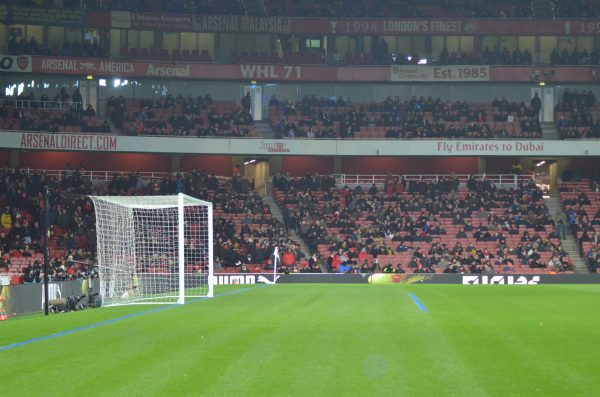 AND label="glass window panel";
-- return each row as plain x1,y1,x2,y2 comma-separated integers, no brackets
26,25,43,42
517,36,535,52
499,36,517,51
381,35,396,53
411,36,426,57
162,32,178,50
180,32,197,50
363,36,372,54
481,36,500,51
431,36,445,58
139,30,155,48
237,33,253,51
47,26,63,46
576,36,593,51
540,36,557,63
109,29,122,56
127,30,138,48
64,27,81,43
254,34,271,53
459,36,474,52
198,33,215,54
348,37,358,54
557,36,576,51
217,33,235,60
396,36,411,54
446,36,459,53
0,24,6,49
